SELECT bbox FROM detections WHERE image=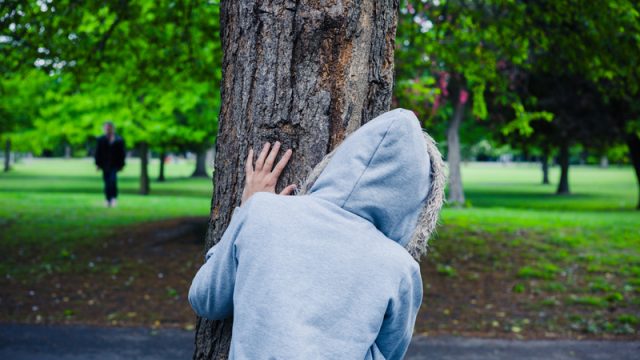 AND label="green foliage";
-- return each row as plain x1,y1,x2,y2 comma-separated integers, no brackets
542,282,567,293
514,1,640,156
1,0,223,154
566,295,608,308
436,264,457,277
0,70,53,141
617,314,639,326
588,278,615,293
512,283,525,293
393,0,640,171
517,263,560,280
395,0,536,126
501,102,553,137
